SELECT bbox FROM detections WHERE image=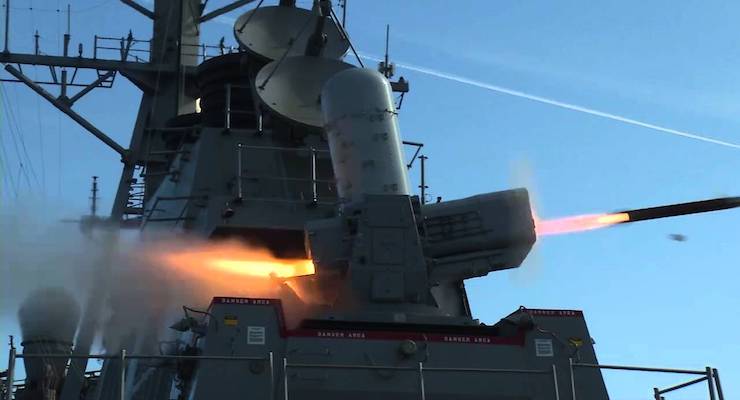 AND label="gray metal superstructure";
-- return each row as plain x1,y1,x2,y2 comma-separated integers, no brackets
0,1,730,400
